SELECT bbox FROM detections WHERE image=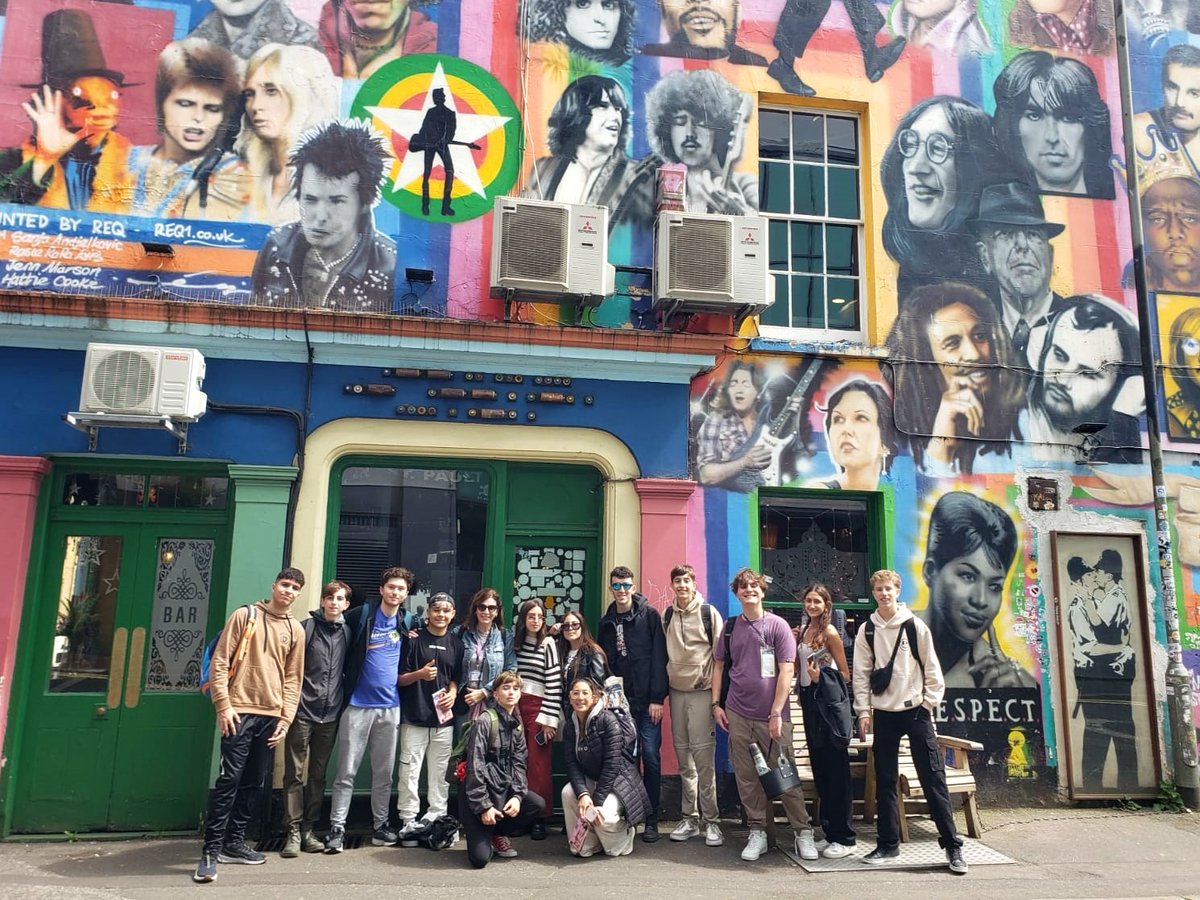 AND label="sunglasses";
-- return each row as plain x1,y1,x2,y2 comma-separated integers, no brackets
611,581,634,591
562,622,582,630
478,604,499,612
